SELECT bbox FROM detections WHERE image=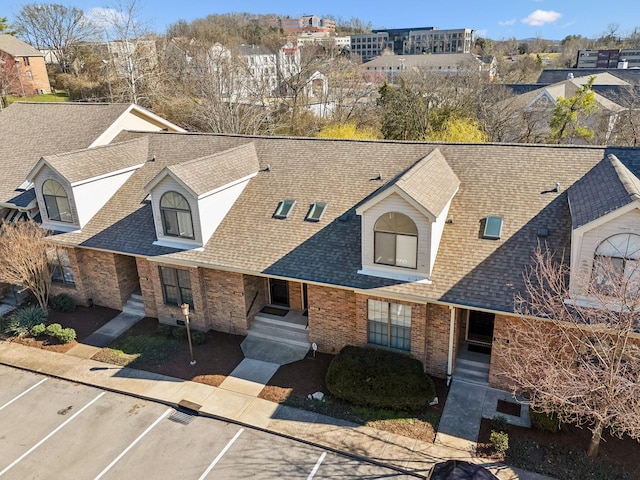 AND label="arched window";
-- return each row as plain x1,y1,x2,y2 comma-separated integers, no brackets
374,212,418,269
42,180,72,223
160,191,194,239
593,233,640,295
